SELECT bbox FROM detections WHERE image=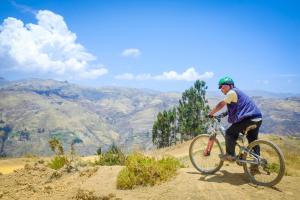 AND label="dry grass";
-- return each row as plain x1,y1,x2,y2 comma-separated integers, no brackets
0,157,37,174
260,134,300,176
